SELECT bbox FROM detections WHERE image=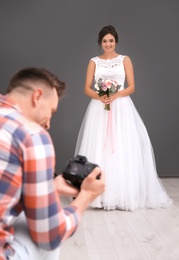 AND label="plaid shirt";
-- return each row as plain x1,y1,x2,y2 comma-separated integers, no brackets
0,95,80,259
